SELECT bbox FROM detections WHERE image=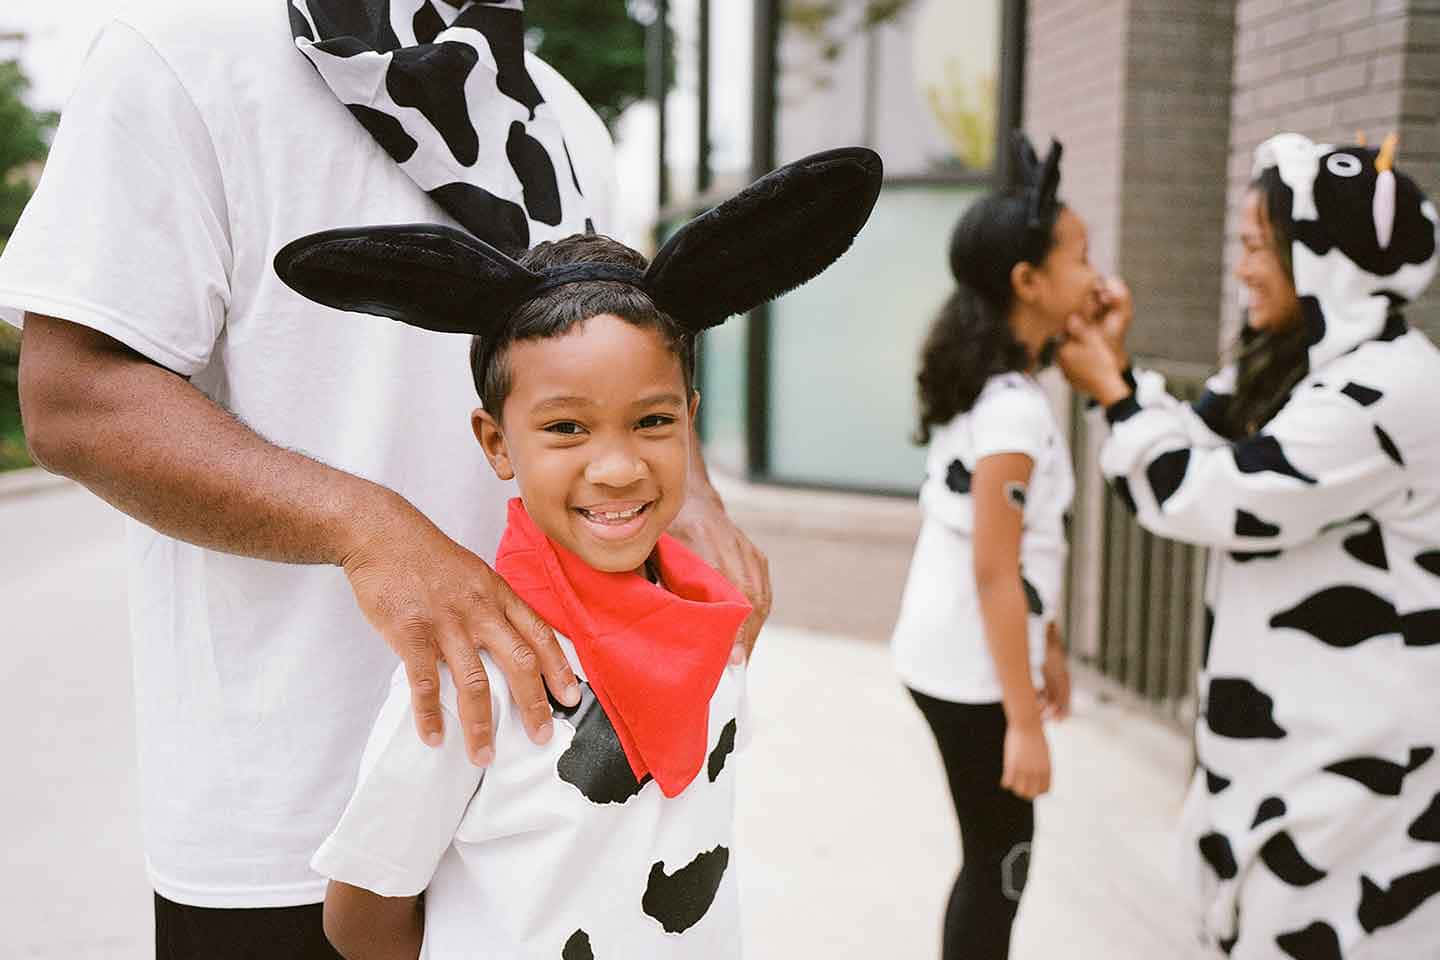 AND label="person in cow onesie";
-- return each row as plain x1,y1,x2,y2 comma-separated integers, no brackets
1060,132,1440,957
272,148,883,959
